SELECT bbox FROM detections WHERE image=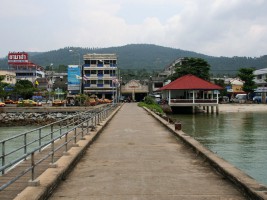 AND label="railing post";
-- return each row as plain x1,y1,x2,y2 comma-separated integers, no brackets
81,121,84,139
28,152,40,186
39,129,42,152
74,128,77,144
60,121,62,137
50,124,54,132
51,139,55,164
2,142,5,175
65,133,68,153
24,134,27,156
31,152,35,181
86,120,89,135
